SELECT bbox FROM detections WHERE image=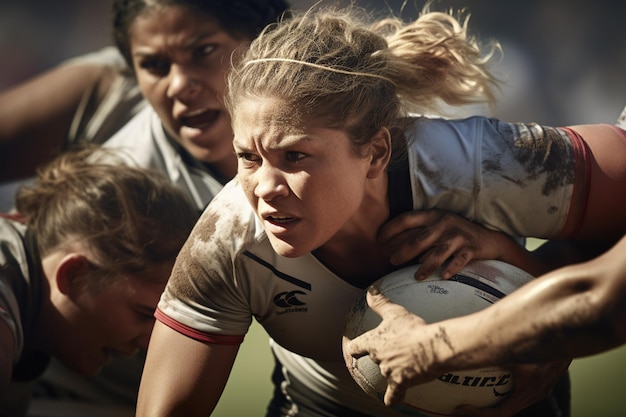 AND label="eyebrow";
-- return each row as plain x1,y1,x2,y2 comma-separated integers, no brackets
132,31,221,58
233,134,313,152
